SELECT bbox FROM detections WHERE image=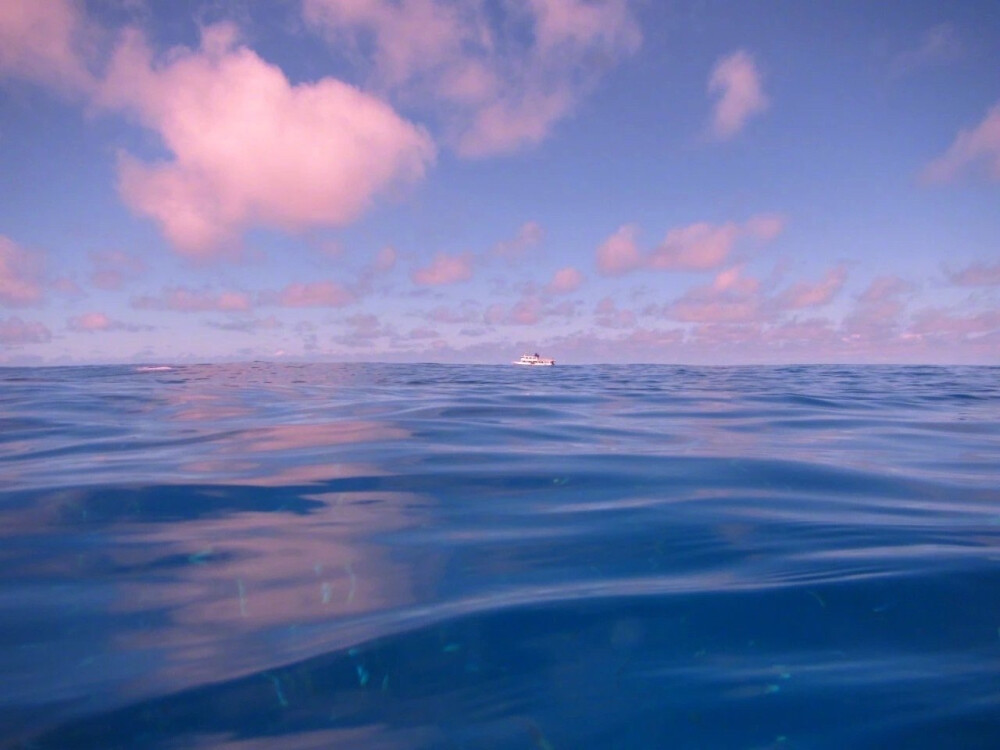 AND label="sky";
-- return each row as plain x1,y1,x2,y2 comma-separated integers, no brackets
0,0,998,365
